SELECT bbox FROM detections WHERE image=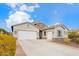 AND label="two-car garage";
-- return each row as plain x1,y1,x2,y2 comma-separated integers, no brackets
17,31,37,40
12,22,39,40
